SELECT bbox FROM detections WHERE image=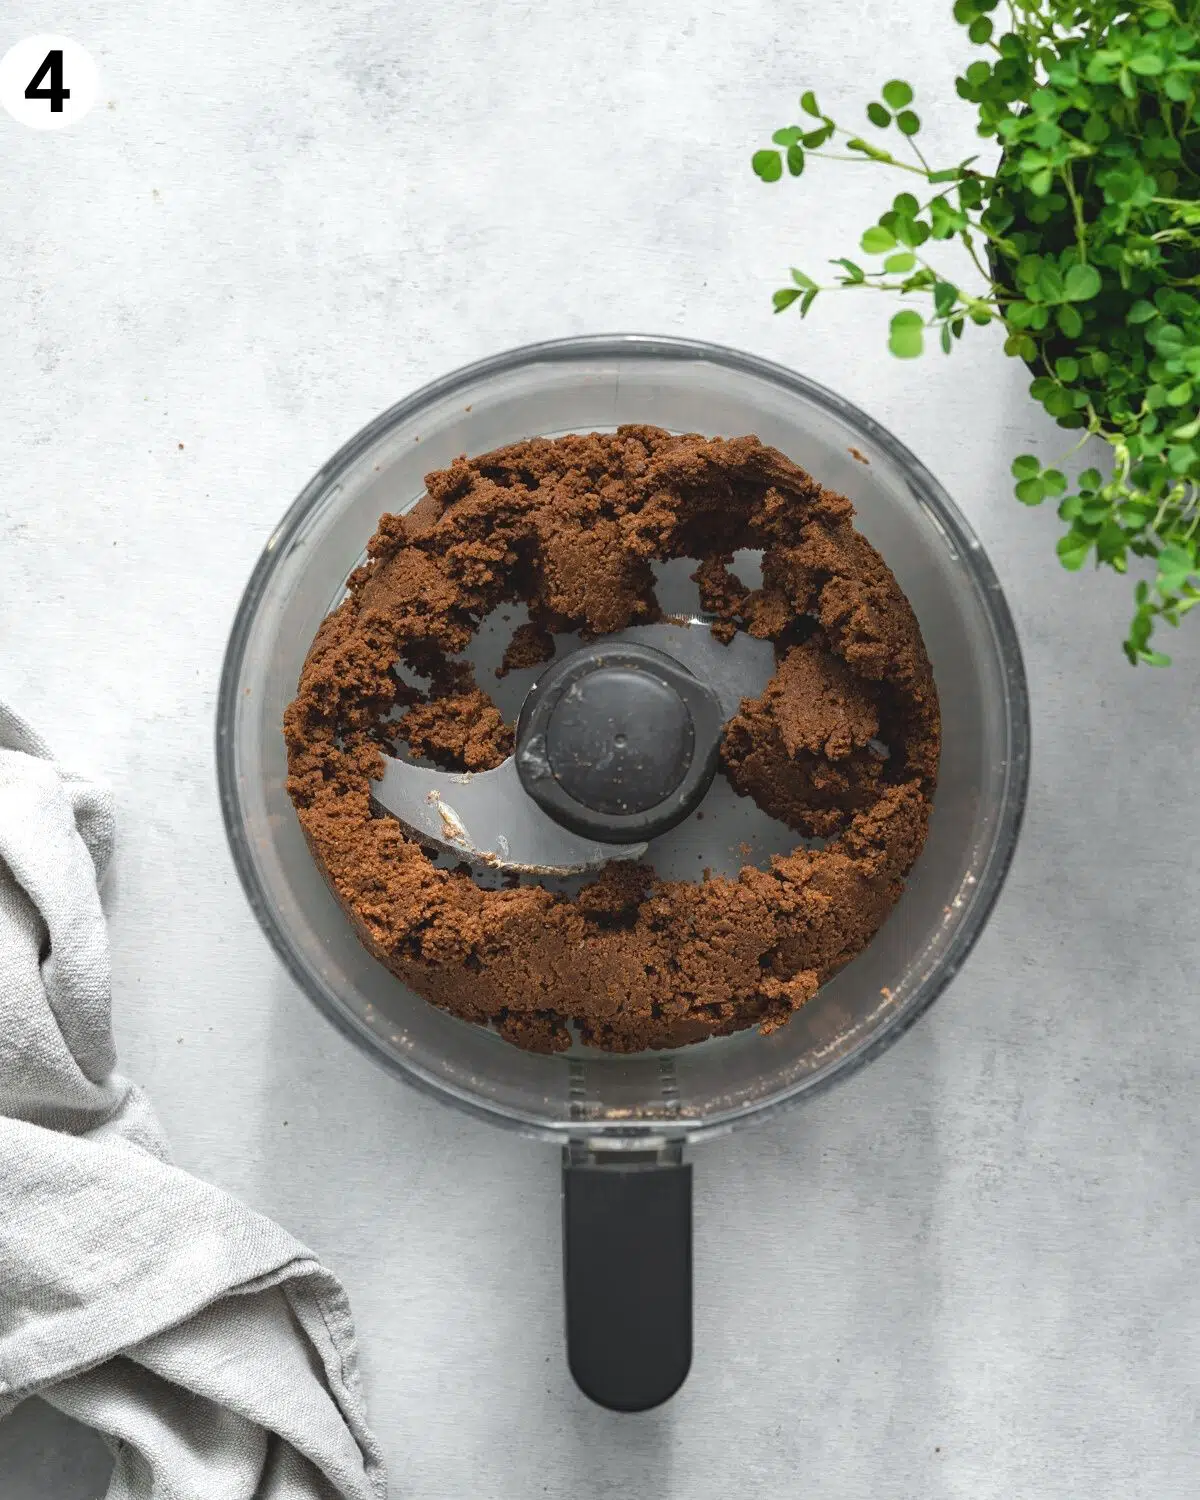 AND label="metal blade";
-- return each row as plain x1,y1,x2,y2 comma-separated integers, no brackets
369,621,776,874
371,755,646,874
